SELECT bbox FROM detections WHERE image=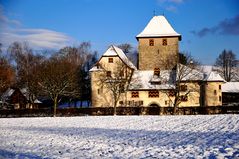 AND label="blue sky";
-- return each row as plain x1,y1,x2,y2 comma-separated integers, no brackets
0,0,238,64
